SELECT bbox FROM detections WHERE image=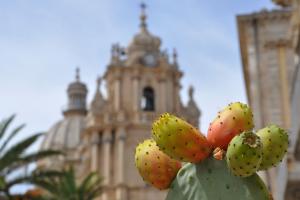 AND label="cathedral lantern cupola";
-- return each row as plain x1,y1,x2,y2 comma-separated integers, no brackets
63,68,88,116
126,3,161,66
